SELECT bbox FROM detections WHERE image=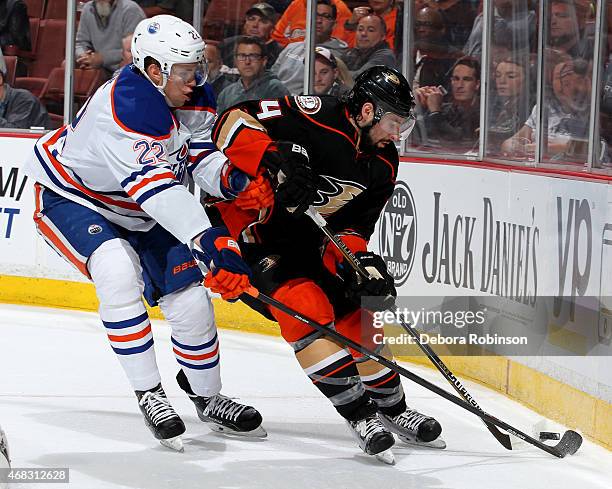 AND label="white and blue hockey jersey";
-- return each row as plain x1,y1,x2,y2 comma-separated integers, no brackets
25,65,228,244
